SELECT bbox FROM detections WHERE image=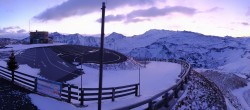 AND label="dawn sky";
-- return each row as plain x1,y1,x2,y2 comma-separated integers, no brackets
0,0,250,37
